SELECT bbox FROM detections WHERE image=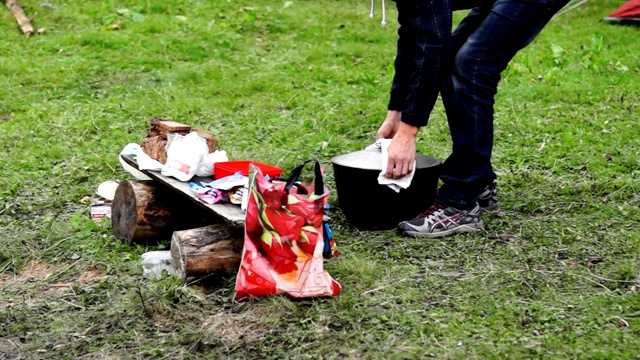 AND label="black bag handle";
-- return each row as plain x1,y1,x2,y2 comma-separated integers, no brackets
284,159,324,196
